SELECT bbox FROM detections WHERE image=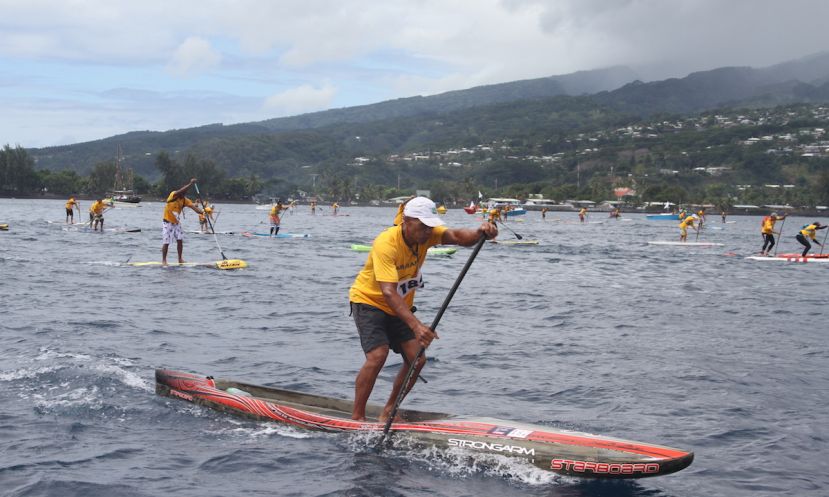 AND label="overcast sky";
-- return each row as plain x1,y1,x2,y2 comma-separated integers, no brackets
2,0,828,148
